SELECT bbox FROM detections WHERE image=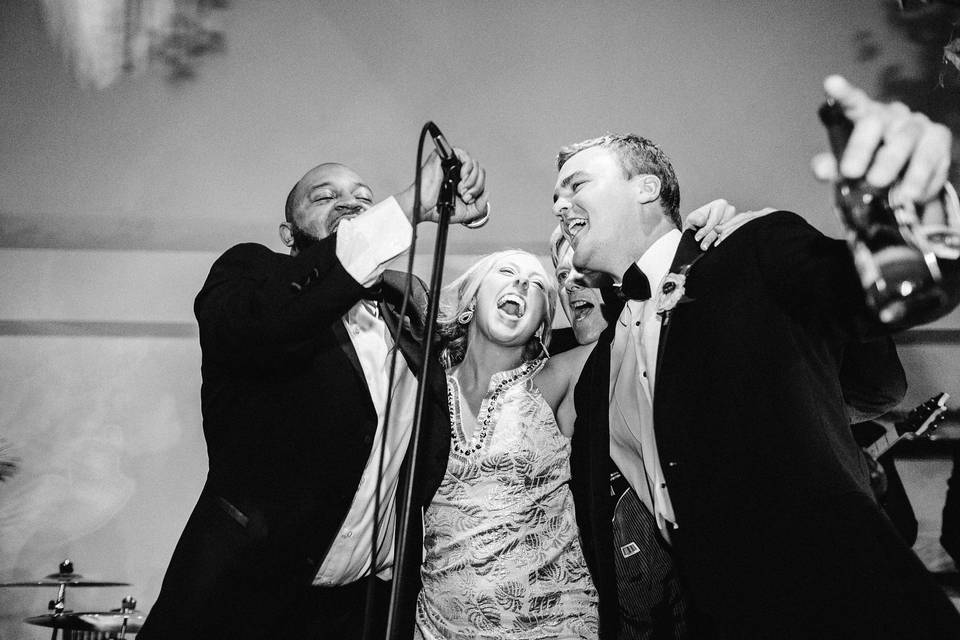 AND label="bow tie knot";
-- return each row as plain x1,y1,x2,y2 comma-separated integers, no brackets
618,264,652,301
360,284,384,302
